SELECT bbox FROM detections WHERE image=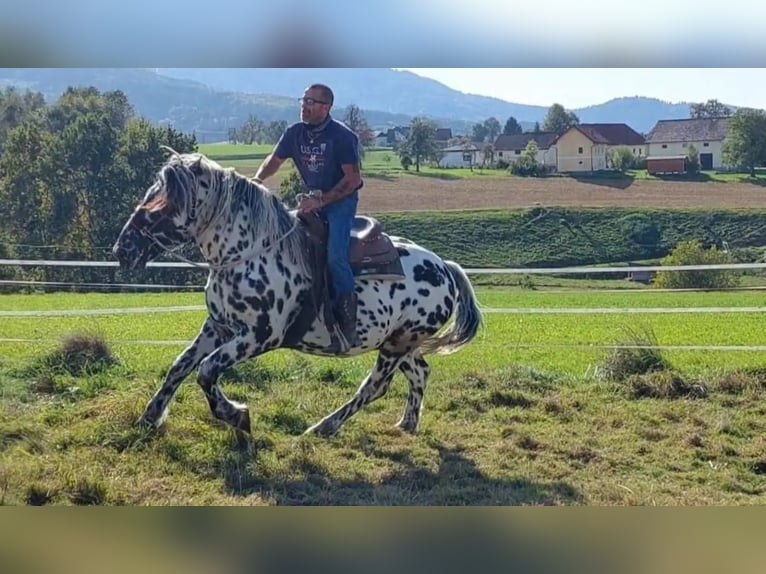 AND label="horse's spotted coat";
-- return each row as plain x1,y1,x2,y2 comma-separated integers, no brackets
112,151,481,438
